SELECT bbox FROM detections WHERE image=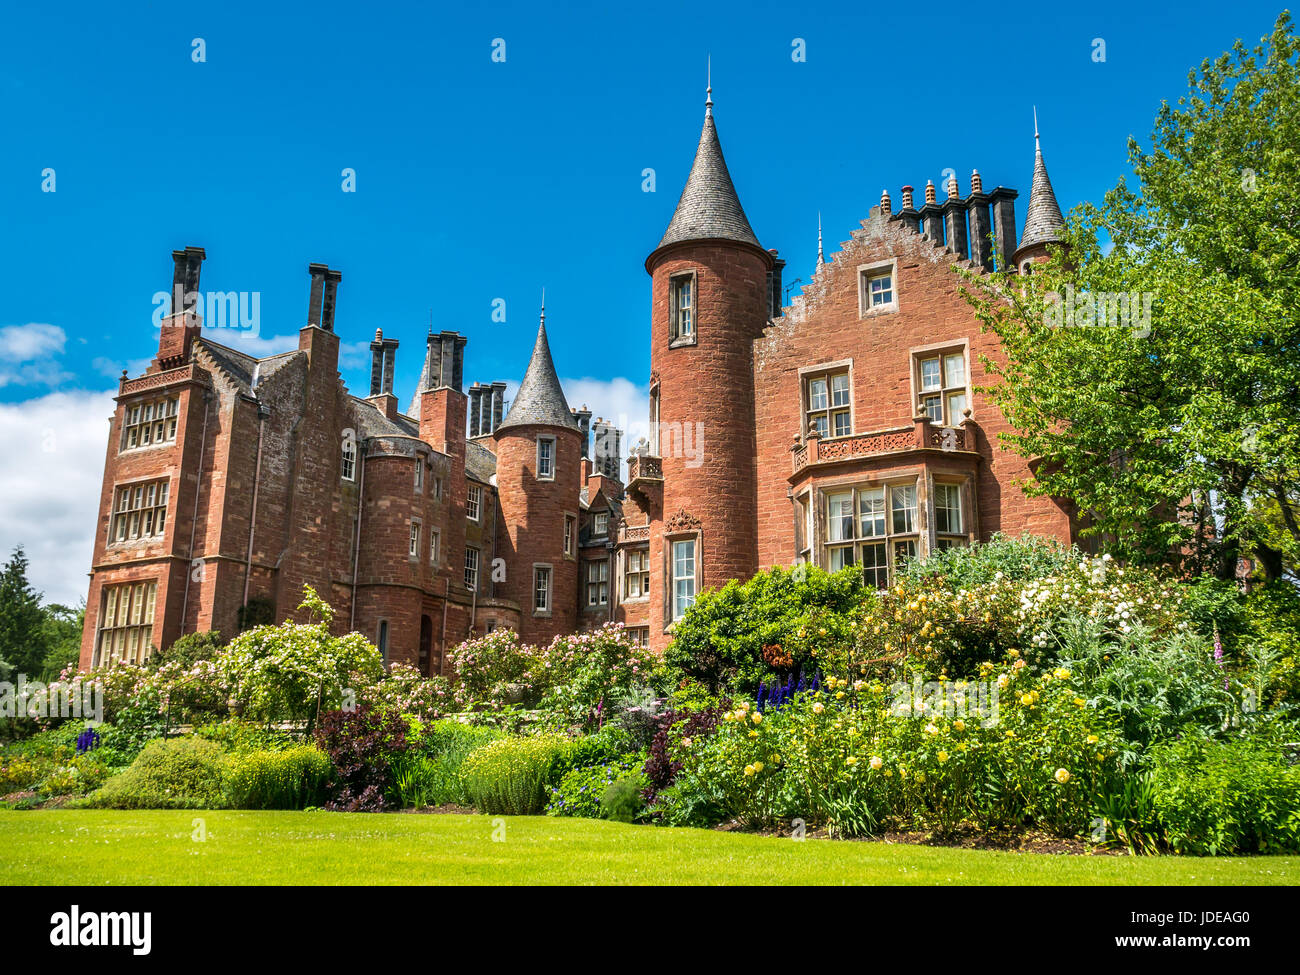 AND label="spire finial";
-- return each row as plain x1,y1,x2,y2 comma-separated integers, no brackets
816,211,825,270
705,56,713,117
1033,105,1041,155
540,287,546,325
